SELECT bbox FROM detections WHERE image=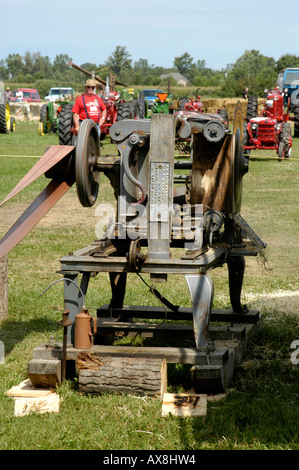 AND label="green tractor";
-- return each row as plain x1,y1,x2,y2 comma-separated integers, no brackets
38,100,74,136
151,92,173,115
